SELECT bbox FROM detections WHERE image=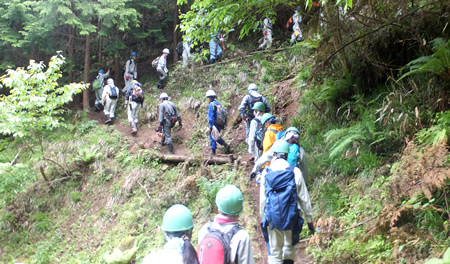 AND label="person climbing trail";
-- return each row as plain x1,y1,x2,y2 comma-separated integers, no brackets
290,6,303,45
239,83,271,144
198,185,254,264
248,102,266,162
123,51,138,92
258,17,273,50
156,48,170,89
93,68,110,112
258,140,315,264
125,81,144,136
206,90,230,155
259,113,284,154
102,78,119,125
209,32,224,64
142,204,199,264
158,93,182,154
